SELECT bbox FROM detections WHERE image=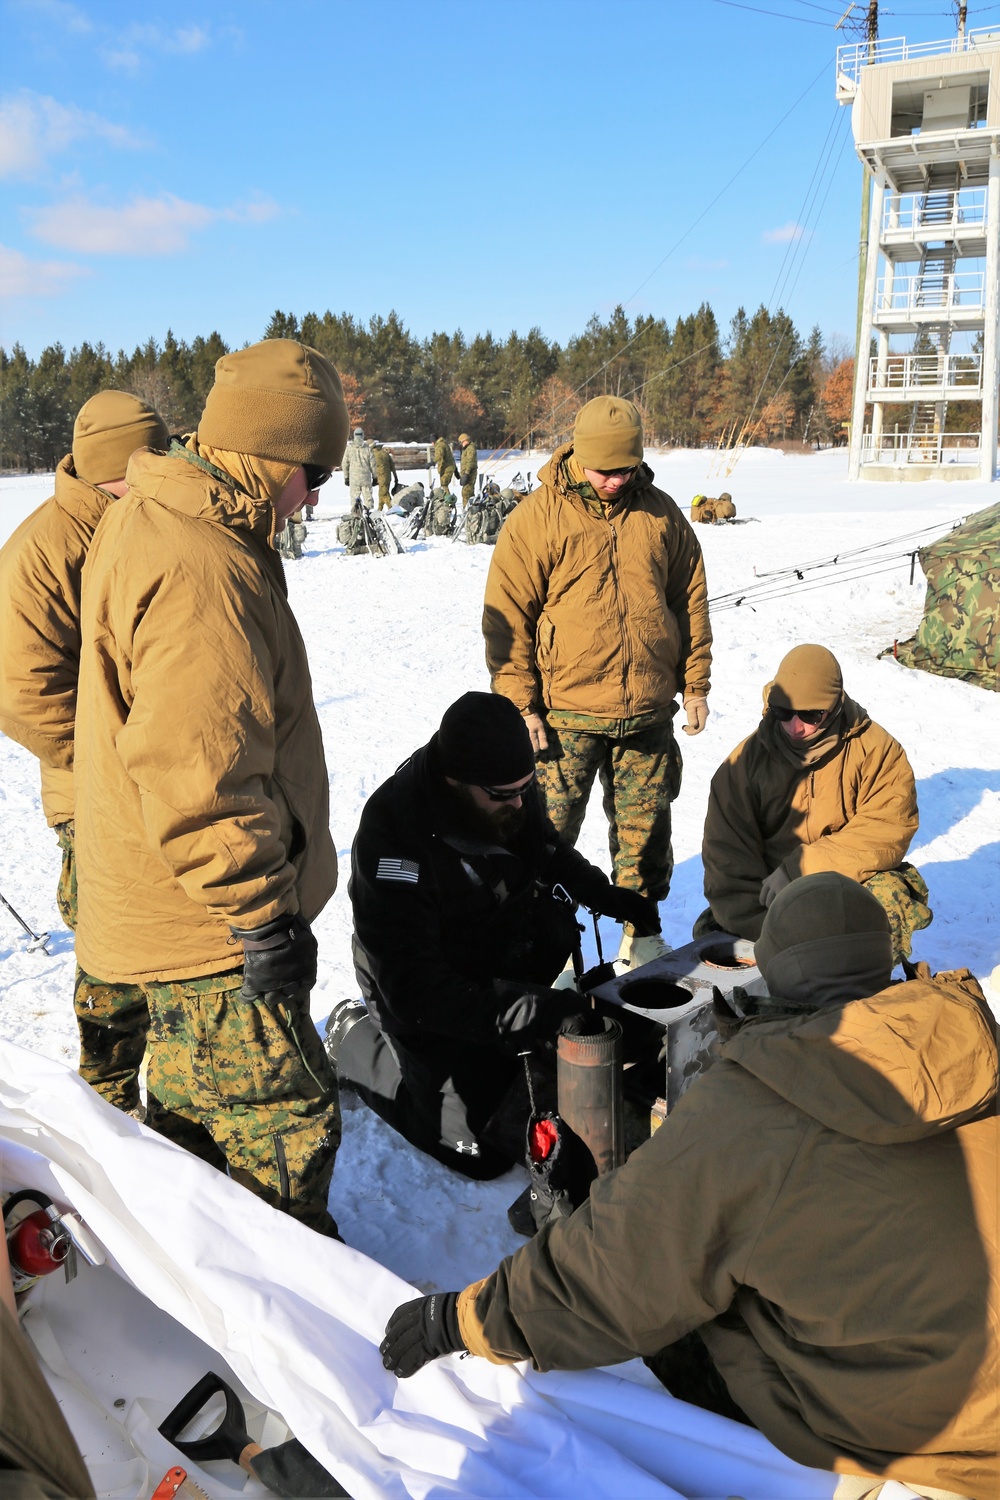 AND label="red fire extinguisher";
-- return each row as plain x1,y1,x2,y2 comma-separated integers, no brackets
3,1190,72,1297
